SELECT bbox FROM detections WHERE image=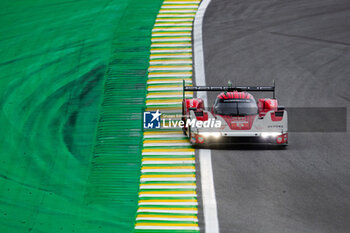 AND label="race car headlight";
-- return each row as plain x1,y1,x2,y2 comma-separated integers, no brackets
200,132,221,138
261,132,282,138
